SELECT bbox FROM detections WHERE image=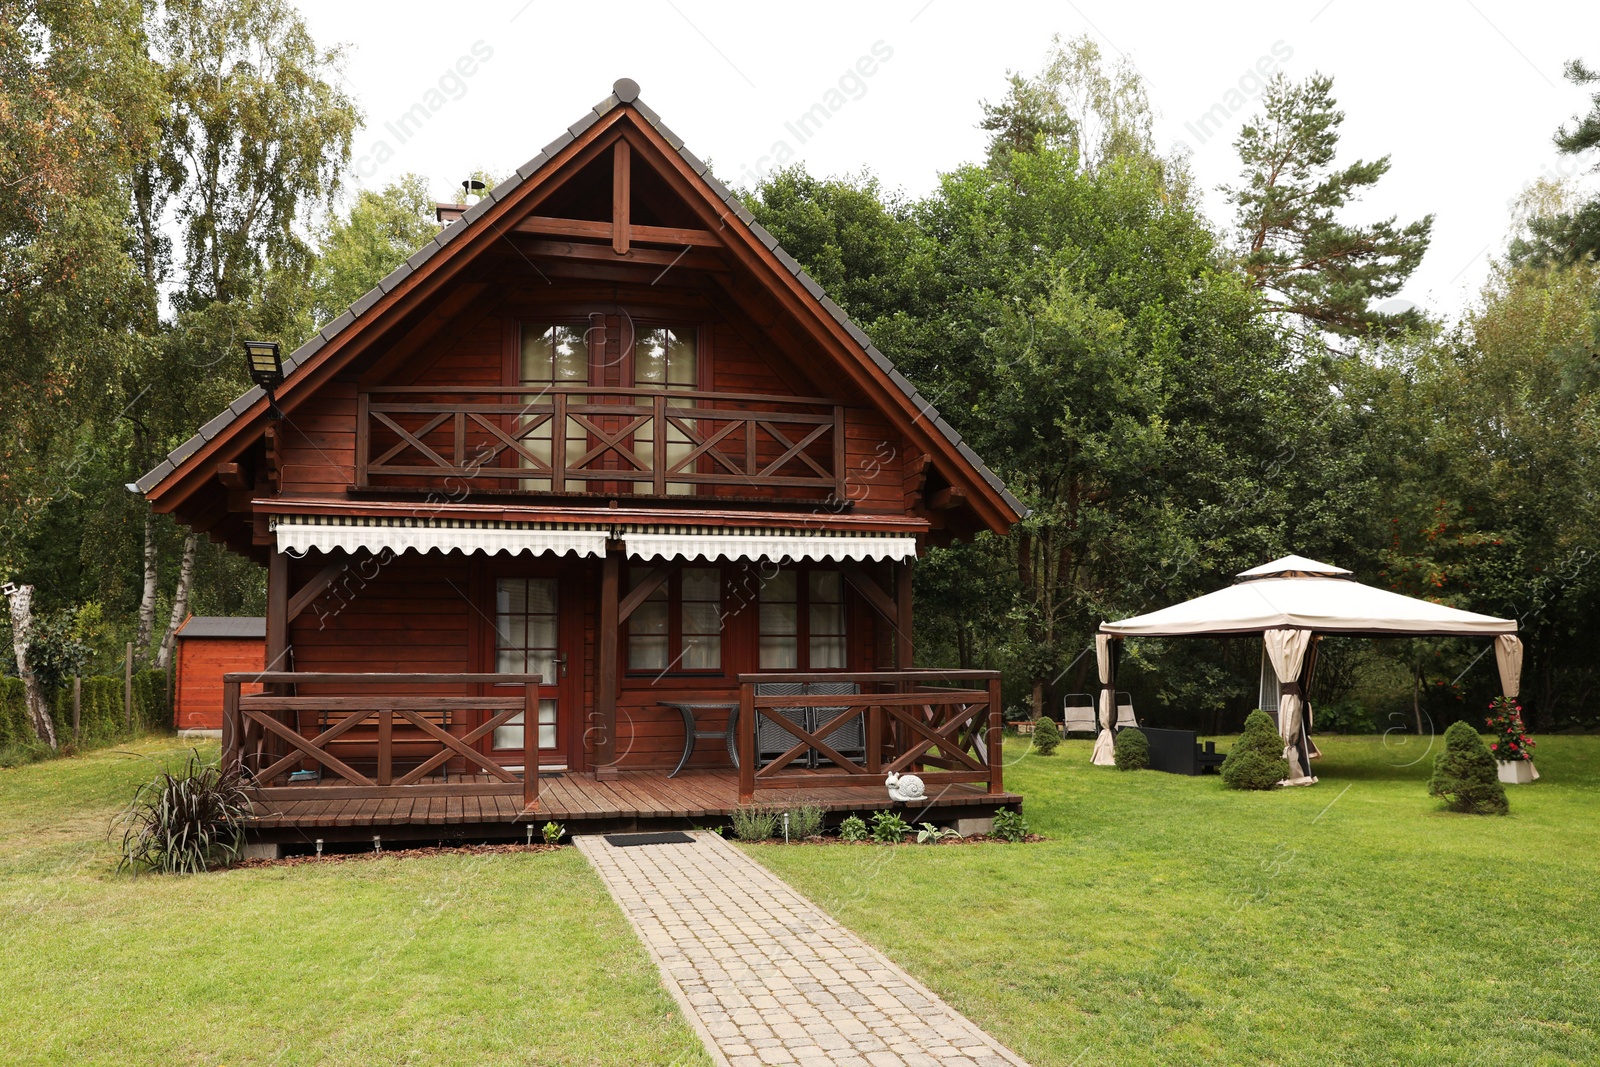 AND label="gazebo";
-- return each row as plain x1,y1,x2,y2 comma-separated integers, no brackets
1093,555,1521,784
